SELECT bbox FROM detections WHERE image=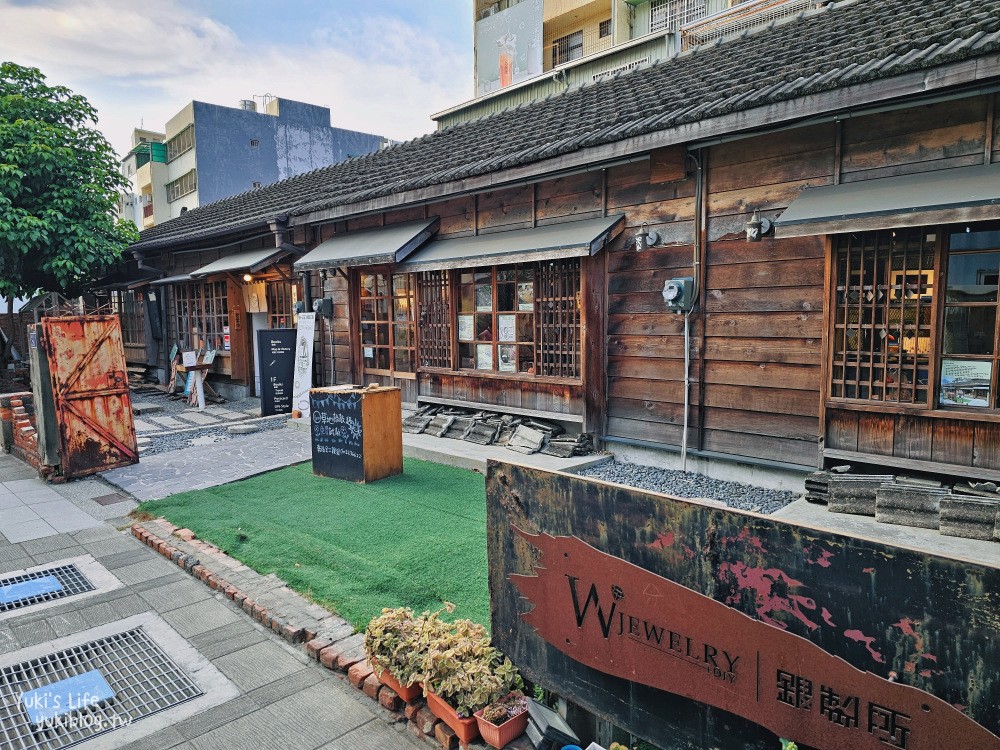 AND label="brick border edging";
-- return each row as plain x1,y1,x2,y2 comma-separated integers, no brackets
129,521,507,750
